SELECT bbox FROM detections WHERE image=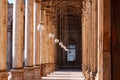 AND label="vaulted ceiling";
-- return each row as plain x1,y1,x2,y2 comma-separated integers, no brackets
41,0,83,43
